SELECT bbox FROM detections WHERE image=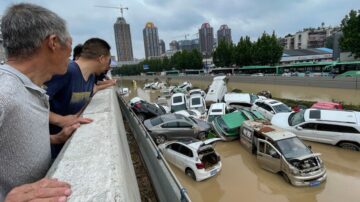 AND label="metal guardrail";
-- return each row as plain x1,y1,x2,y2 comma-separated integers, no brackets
116,92,191,202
